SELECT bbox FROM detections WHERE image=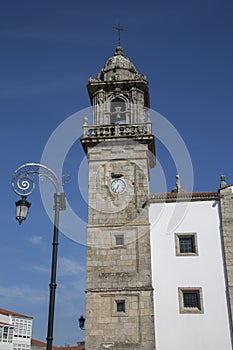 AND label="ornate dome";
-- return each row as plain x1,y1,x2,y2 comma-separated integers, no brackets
100,46,139,81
